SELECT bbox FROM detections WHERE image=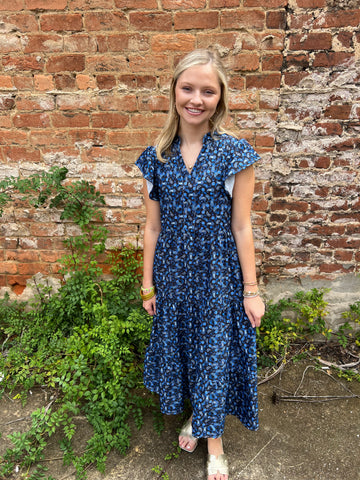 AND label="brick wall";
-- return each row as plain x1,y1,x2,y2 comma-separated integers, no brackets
0,0,359,317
